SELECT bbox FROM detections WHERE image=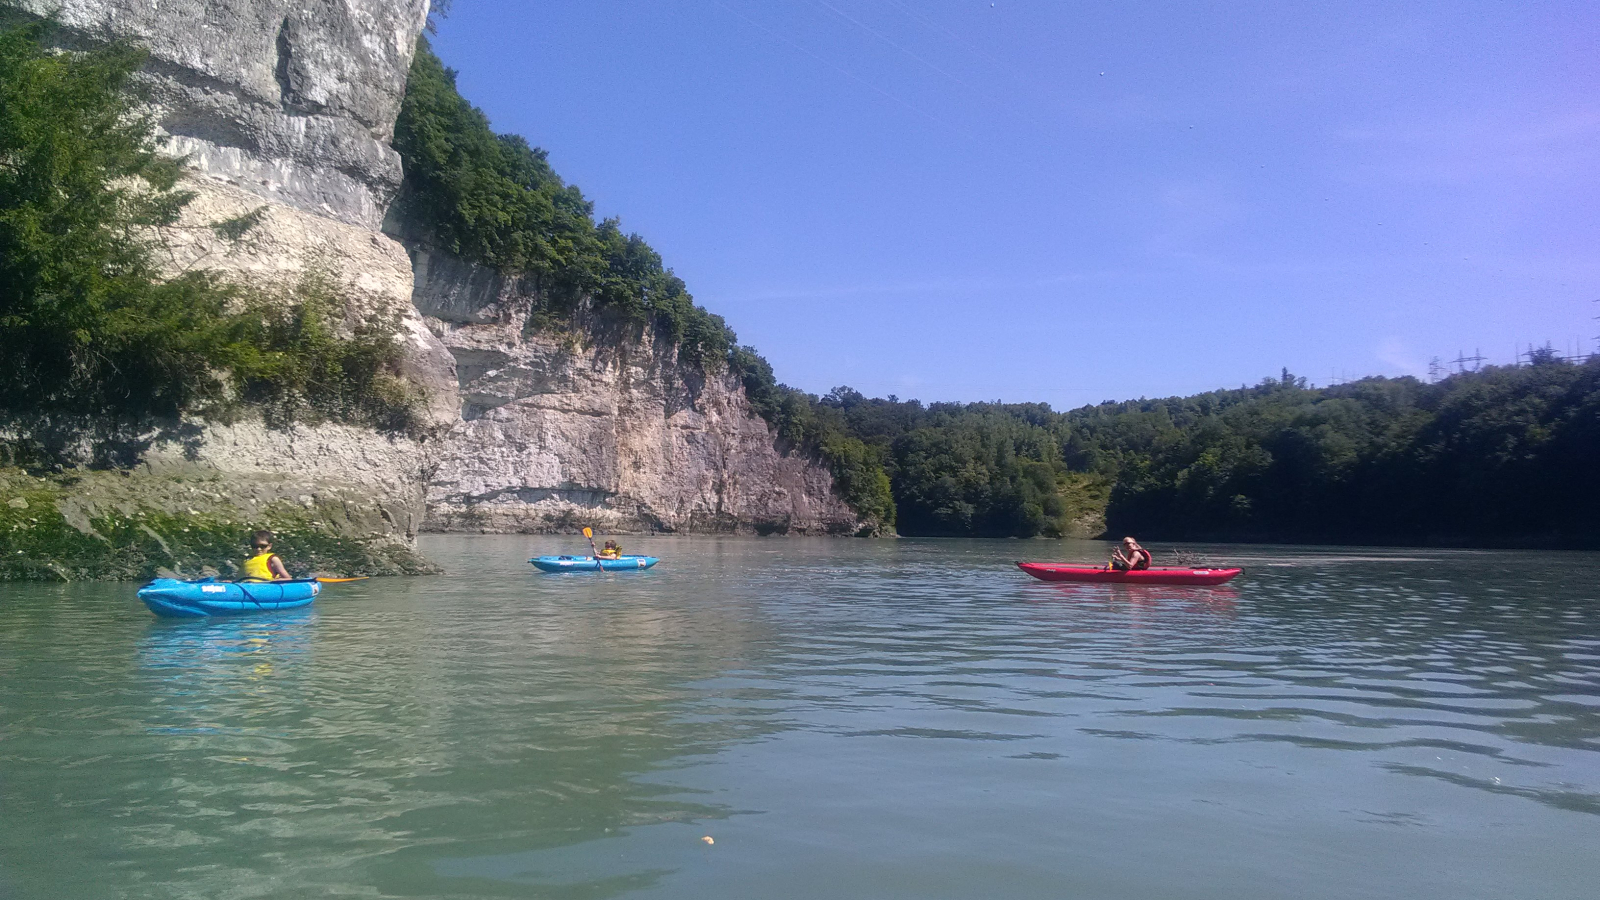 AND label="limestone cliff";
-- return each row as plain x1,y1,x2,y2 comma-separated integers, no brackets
12,0,428,227
1,0,866,581
408,246,864,535
2,0,453,575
